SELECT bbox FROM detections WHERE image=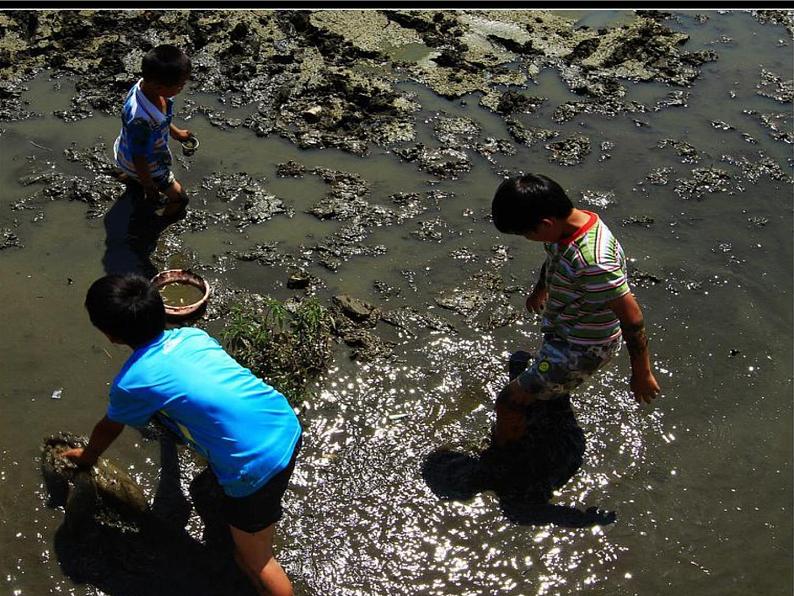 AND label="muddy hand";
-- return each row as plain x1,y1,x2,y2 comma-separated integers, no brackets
61,447,96,467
